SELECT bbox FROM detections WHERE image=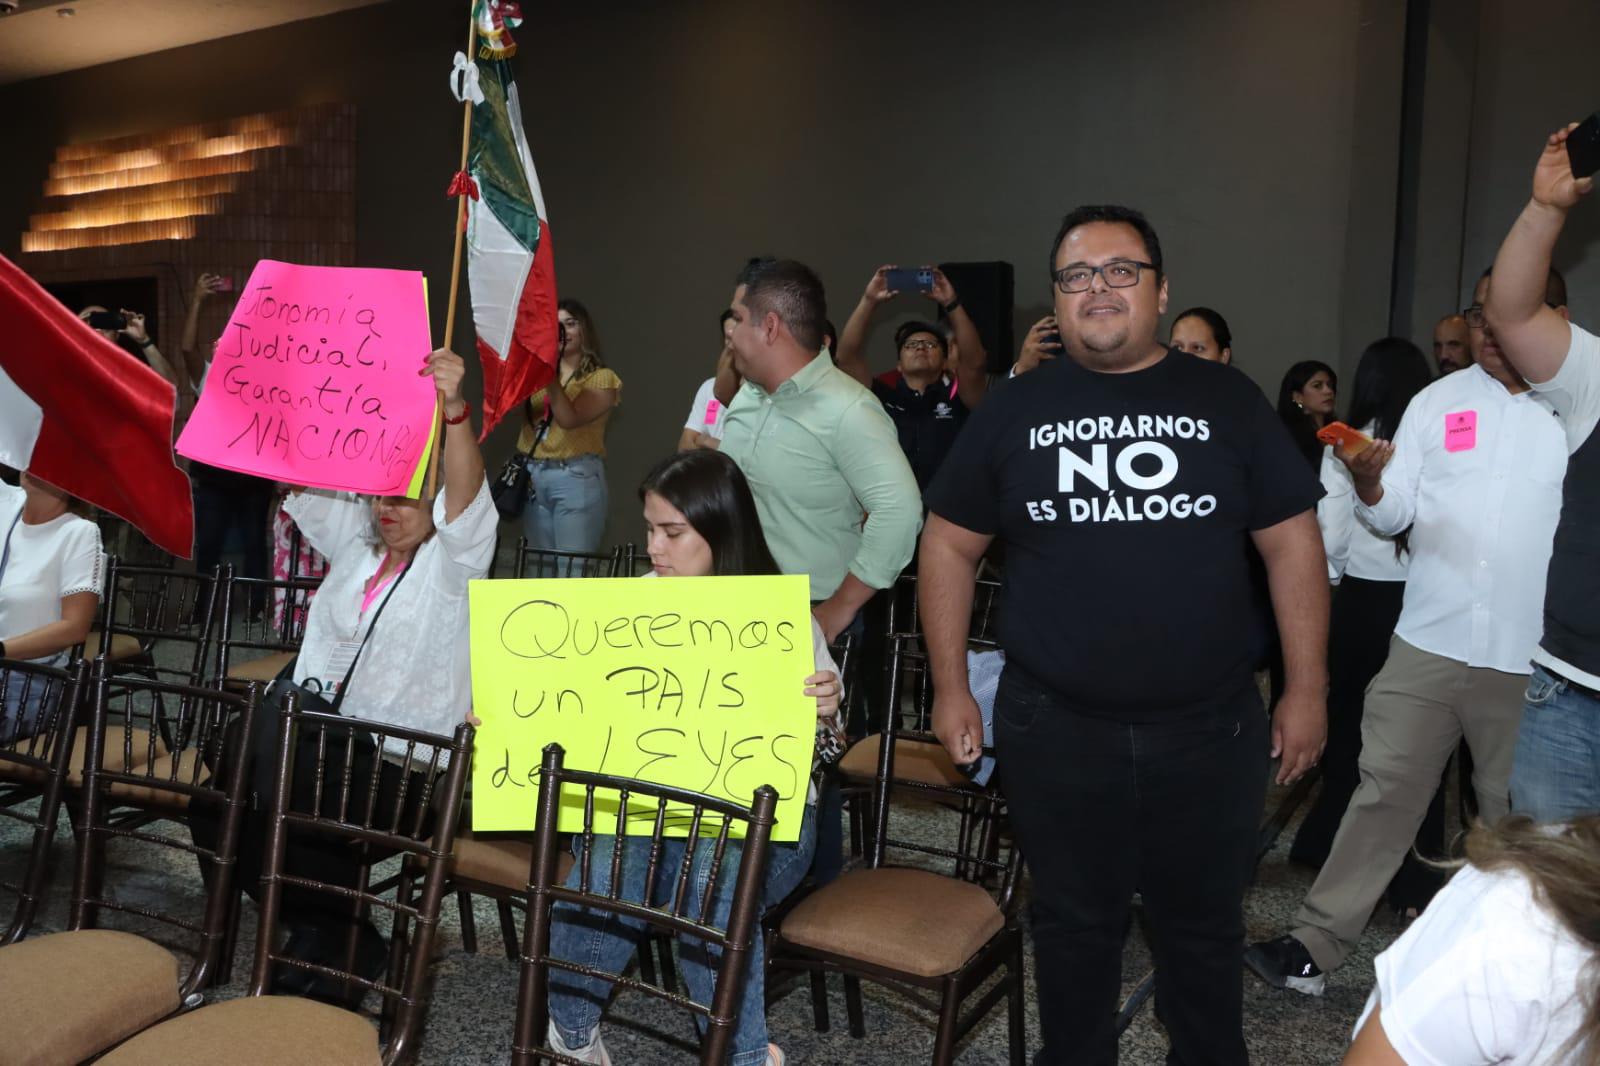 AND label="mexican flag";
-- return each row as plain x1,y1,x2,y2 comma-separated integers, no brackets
0,254,194,558
463,0,559,440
